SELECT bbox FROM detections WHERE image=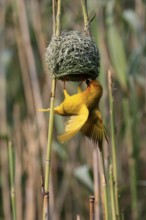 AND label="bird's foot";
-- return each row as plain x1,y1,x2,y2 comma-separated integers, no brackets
38,108,50,112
